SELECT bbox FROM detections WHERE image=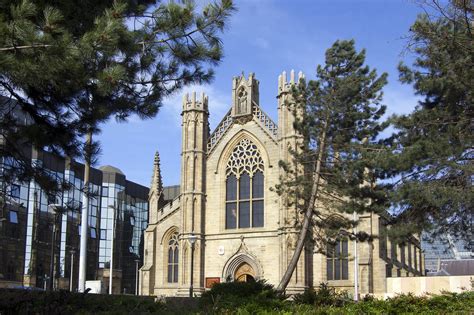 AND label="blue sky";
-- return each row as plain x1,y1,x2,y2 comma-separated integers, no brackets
97,0,424,187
